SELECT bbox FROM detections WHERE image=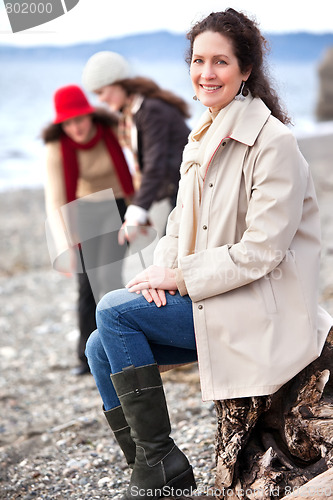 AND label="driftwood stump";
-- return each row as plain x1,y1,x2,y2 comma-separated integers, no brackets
213,328,333,499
